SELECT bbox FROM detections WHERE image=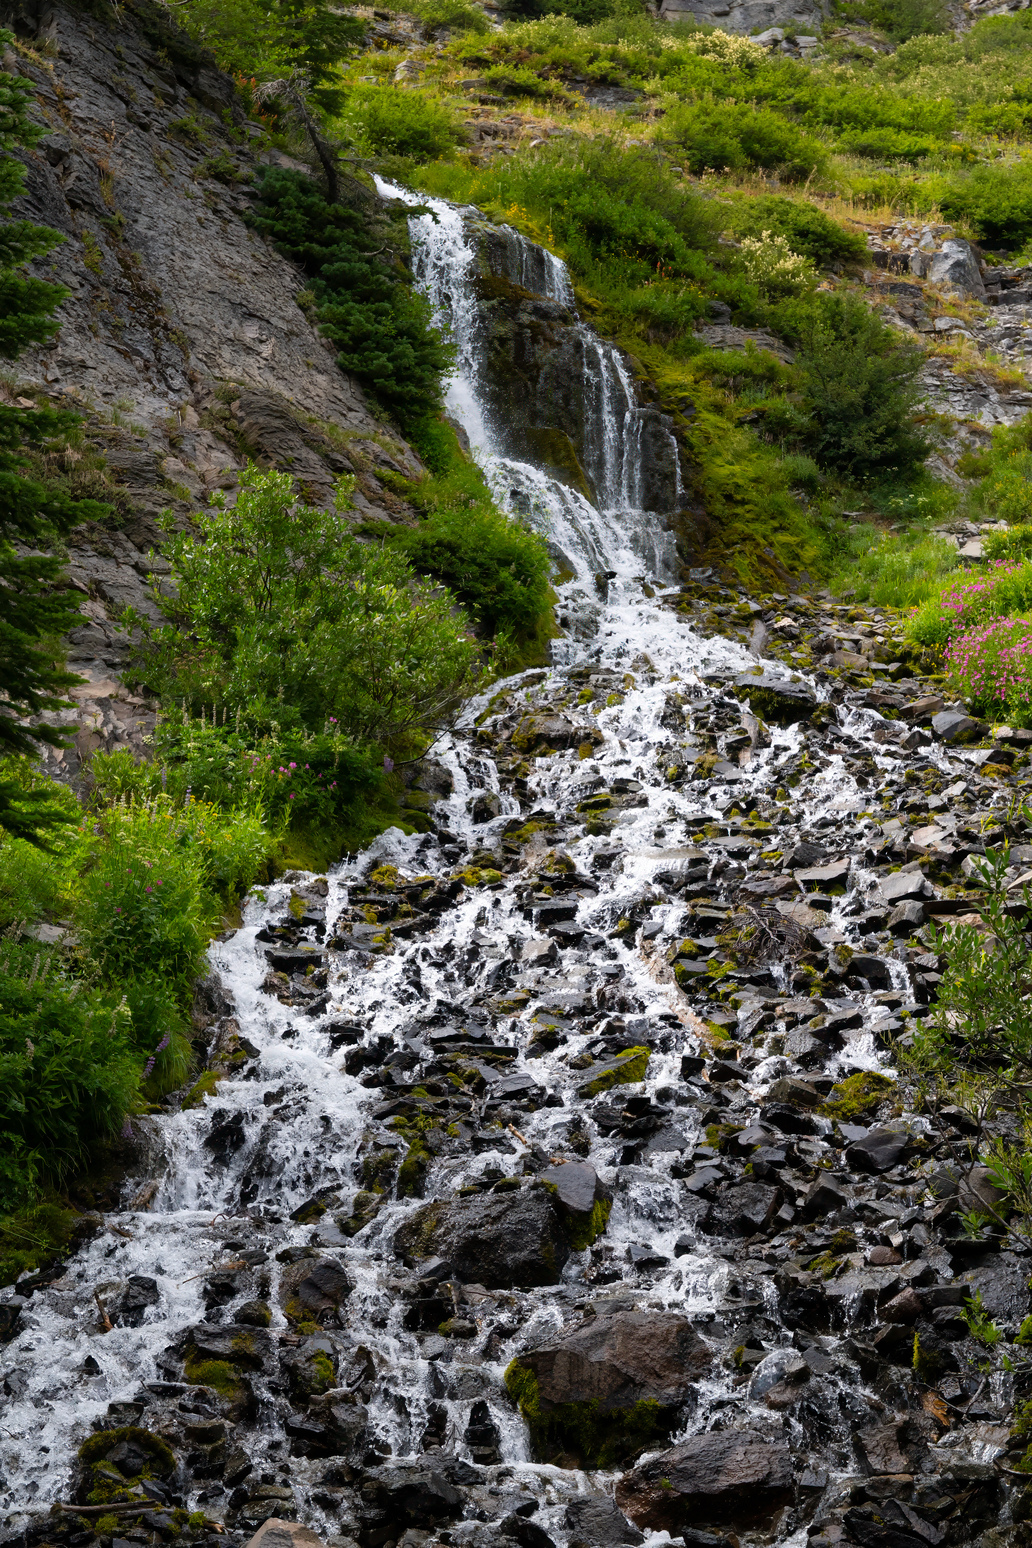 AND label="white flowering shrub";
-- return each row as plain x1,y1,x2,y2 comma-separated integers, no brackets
739,230,818,295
